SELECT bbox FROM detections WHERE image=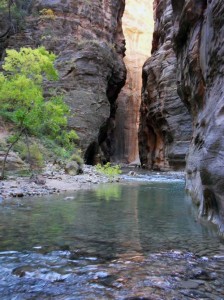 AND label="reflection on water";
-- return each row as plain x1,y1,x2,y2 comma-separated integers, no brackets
95,184,122,202
0,179,224,299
